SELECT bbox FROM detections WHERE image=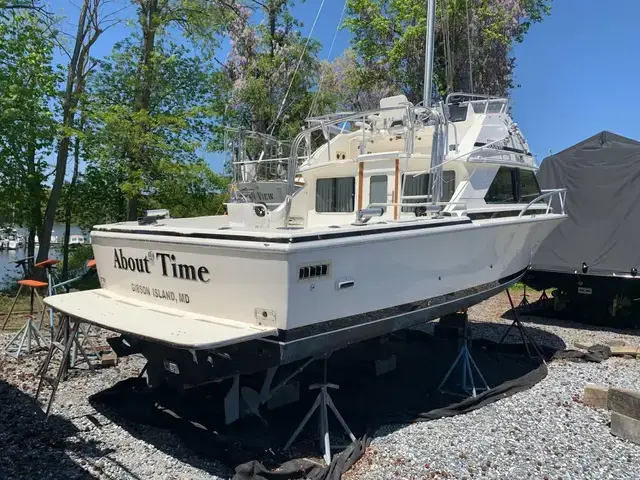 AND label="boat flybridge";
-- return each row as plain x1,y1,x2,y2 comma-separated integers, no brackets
45,91,567,400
